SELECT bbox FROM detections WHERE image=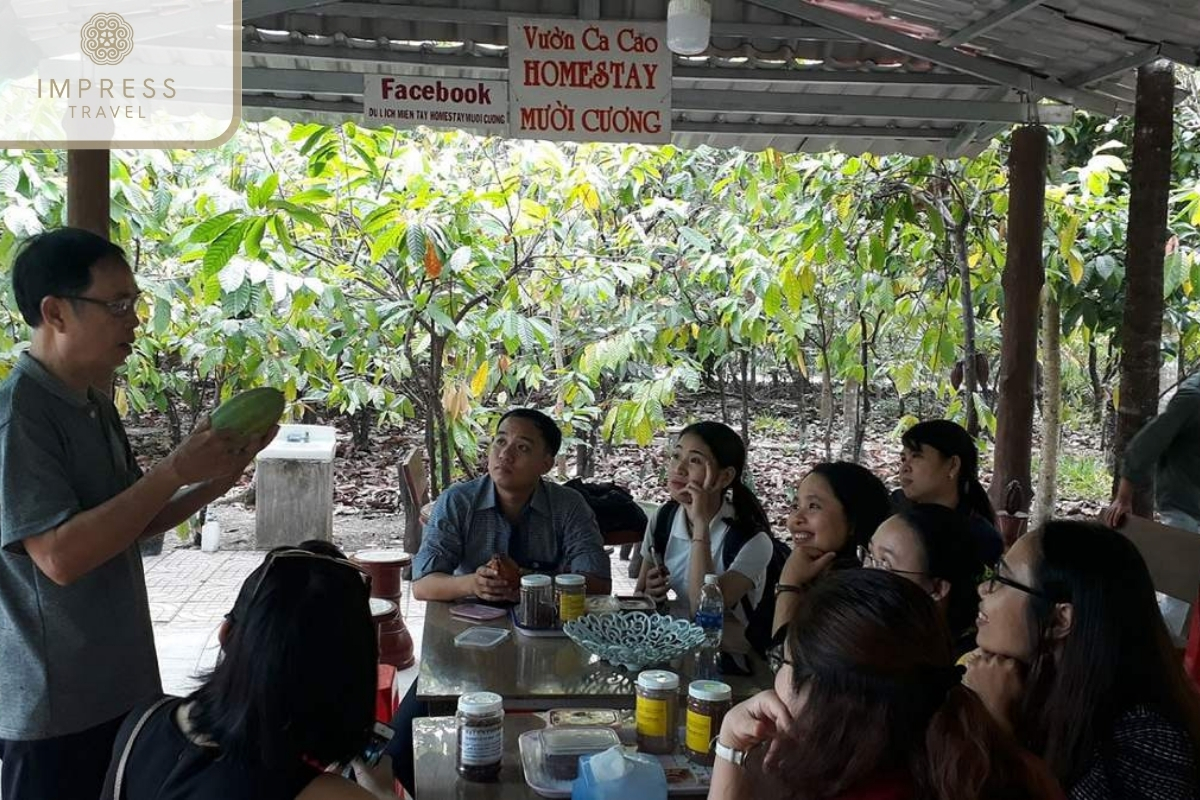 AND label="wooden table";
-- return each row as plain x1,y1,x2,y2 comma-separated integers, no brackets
413,715,545,800
416,601,774,715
